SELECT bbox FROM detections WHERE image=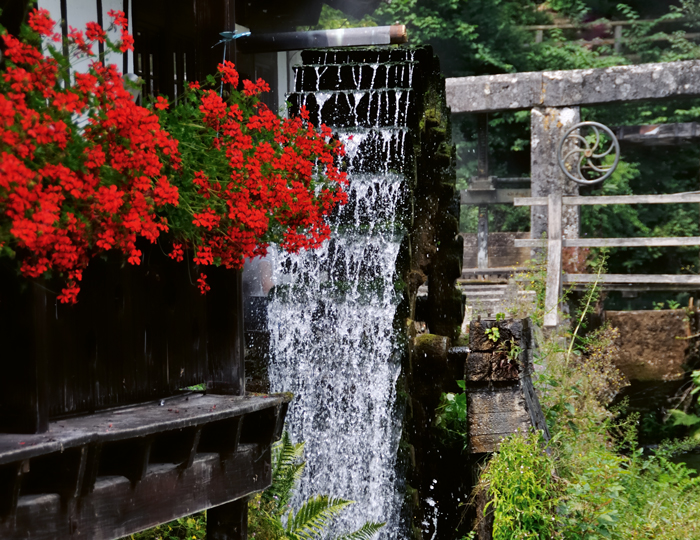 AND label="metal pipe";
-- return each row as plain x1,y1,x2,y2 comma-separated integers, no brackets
236,25,408,54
